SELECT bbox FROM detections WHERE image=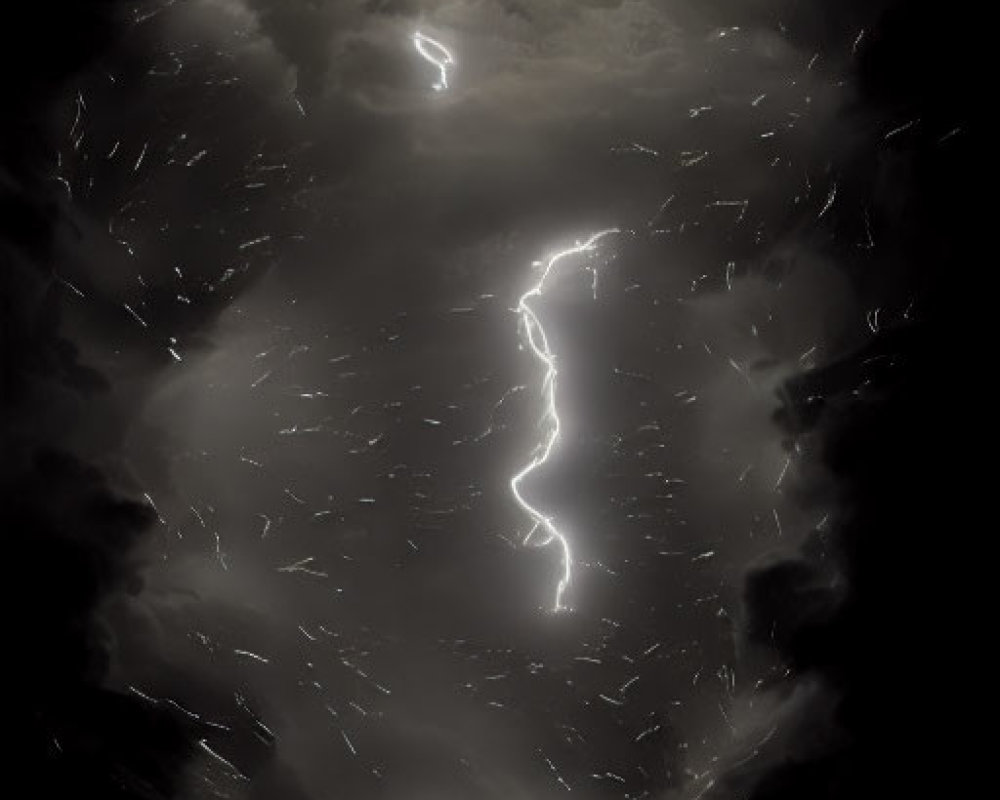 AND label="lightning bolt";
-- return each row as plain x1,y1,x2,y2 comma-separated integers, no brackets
511,229,620,612
413,31,455,91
